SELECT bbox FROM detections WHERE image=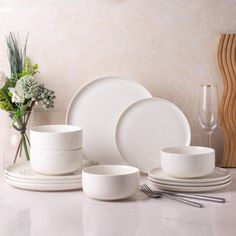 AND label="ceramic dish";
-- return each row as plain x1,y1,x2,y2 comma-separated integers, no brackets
148,176,231,187
5,162,82,181
148,167,230,183
5,173,82,185
30,148,83,175
116,98,191,172
30,125,82,151
5,175,82,191
148,179,231,192
161,146,215,178
82,165,140,201
66,76,152,164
